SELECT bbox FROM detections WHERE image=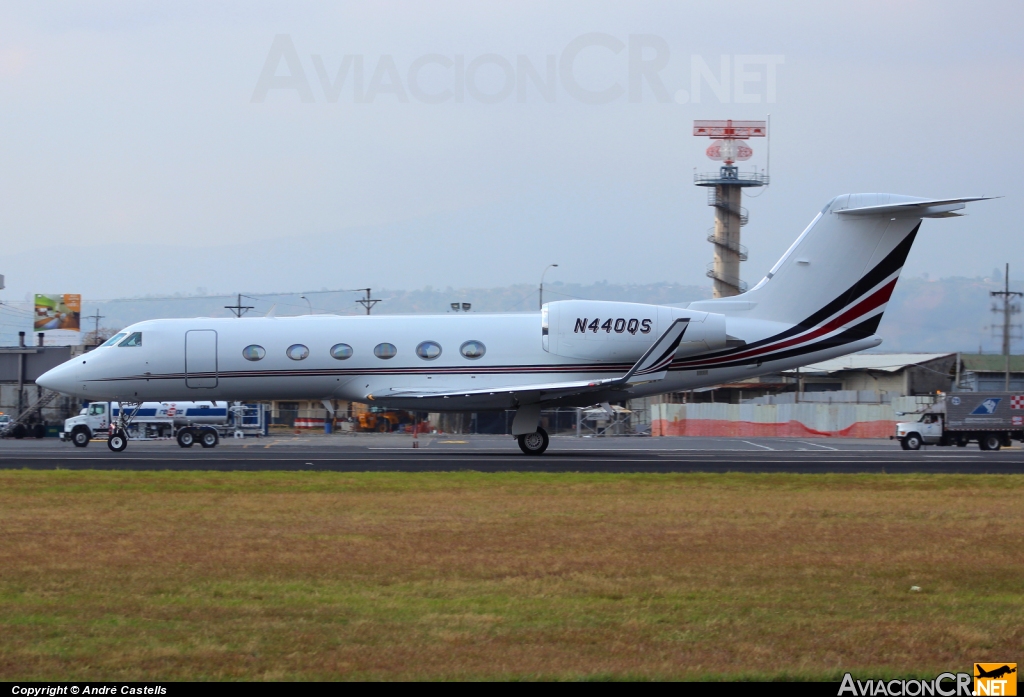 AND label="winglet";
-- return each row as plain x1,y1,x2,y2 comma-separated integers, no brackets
620,318,689,383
